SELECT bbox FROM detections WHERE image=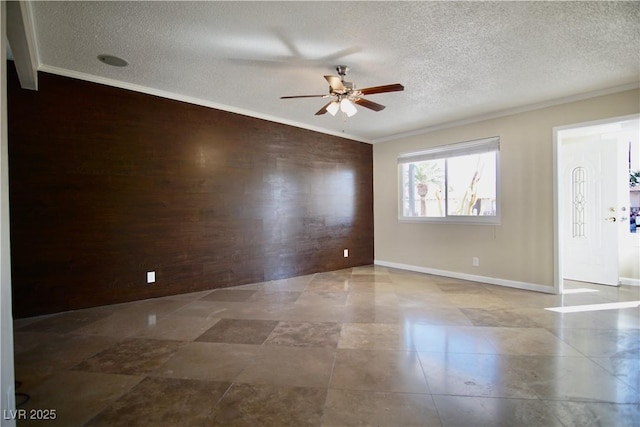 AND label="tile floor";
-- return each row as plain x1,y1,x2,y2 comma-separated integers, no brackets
11,265,640,426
